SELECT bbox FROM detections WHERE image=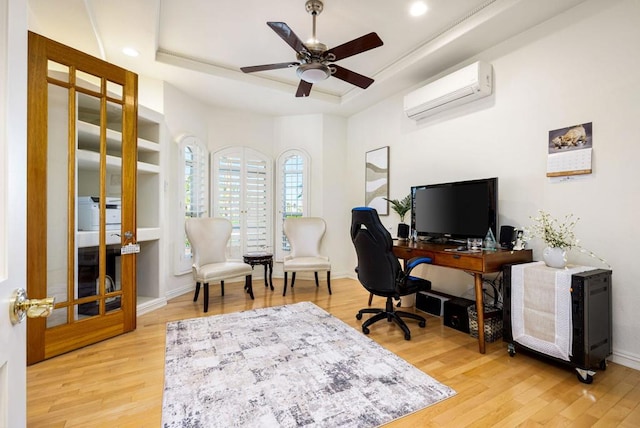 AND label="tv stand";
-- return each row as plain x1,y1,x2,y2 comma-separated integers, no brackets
393,241,532,354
